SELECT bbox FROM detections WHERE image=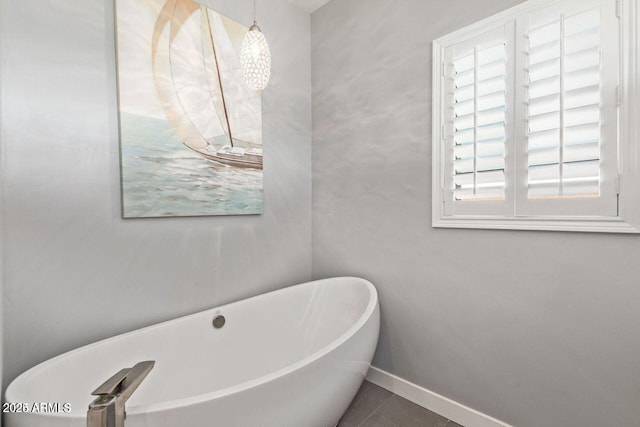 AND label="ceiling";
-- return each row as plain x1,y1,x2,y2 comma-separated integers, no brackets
288,0,332,13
